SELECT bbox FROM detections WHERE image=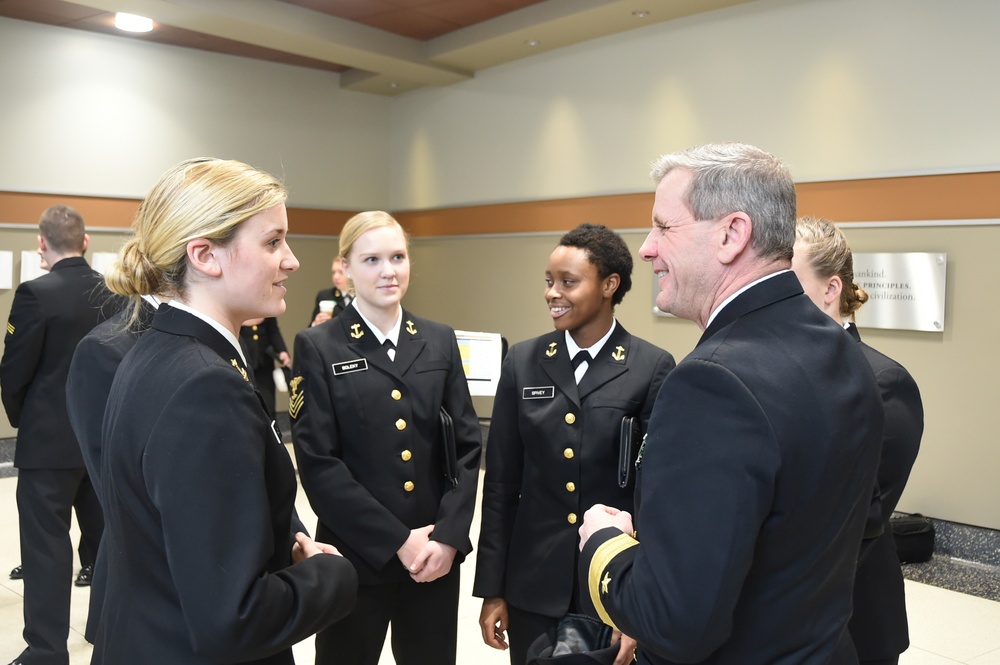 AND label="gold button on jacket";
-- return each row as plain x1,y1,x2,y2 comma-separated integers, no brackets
563,448,574,459
403,481,415,492
391,389,402,400
567,513,577,524
565,482,576,492
564,413,576,424
395,419,407,431
401,450,412,461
